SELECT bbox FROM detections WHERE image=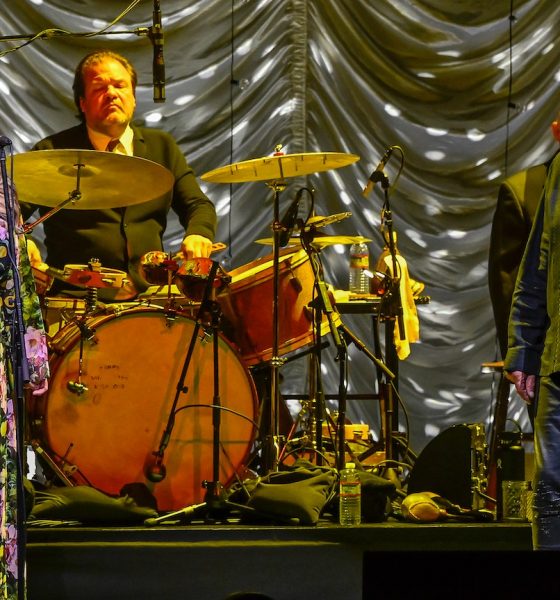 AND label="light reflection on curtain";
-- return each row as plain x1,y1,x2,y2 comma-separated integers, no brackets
1,0,560,456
